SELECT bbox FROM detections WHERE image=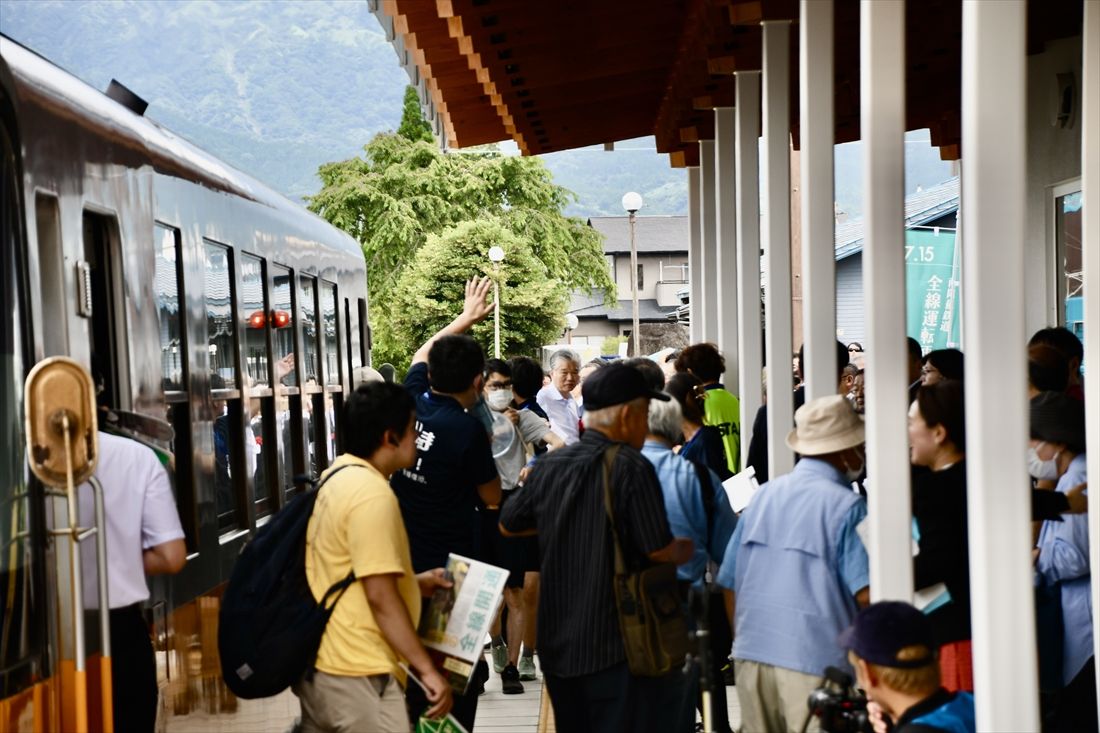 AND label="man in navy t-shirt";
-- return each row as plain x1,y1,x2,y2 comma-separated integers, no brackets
391,277,502,730
391,276,502,571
